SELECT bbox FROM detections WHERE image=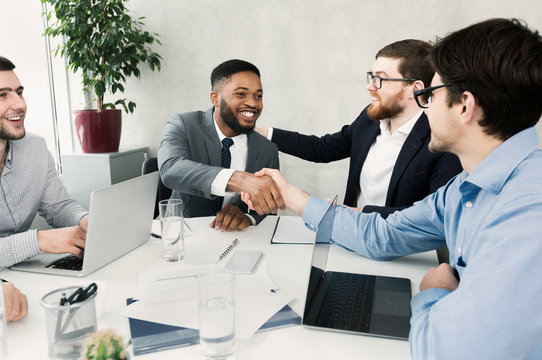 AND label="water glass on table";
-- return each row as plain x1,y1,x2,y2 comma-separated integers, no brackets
198,271,236,360
159,199,185,262
0,284,8,359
